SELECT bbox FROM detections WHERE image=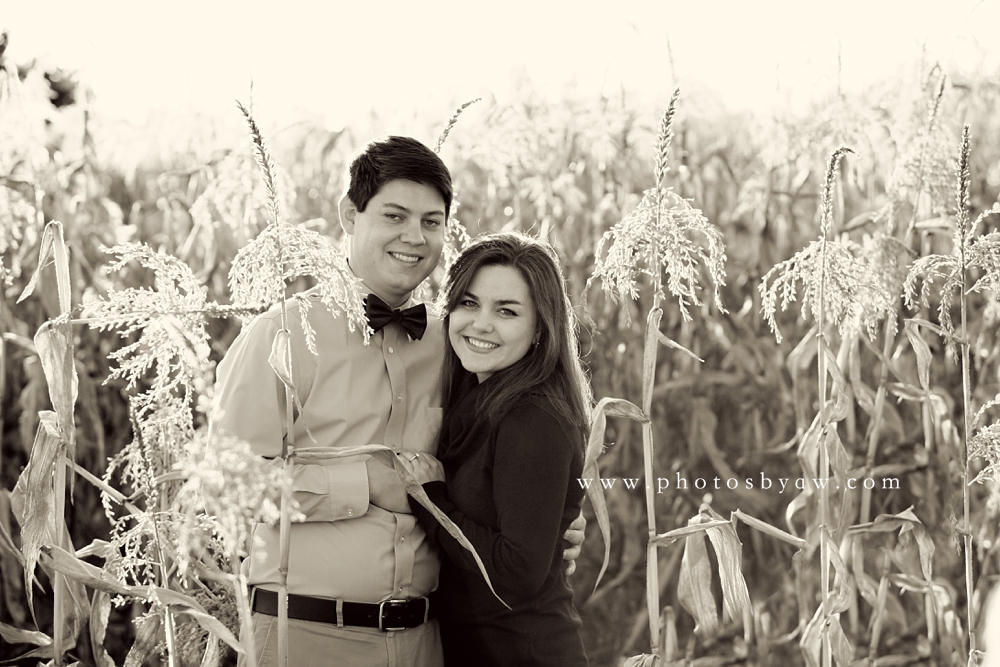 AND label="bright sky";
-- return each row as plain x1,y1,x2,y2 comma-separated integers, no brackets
3,0,998,130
